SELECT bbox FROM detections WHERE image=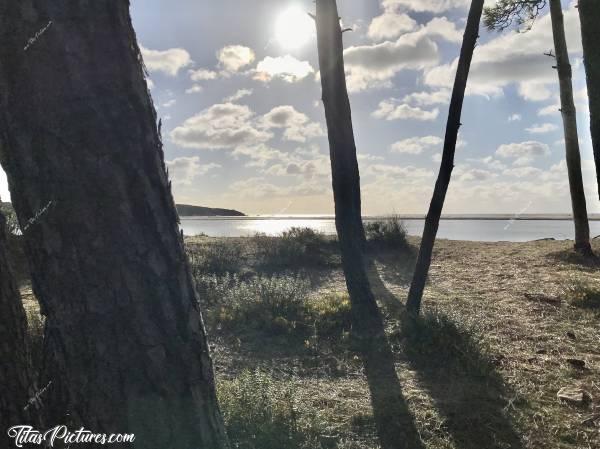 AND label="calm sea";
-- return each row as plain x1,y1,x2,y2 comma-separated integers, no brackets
179,217,600,242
